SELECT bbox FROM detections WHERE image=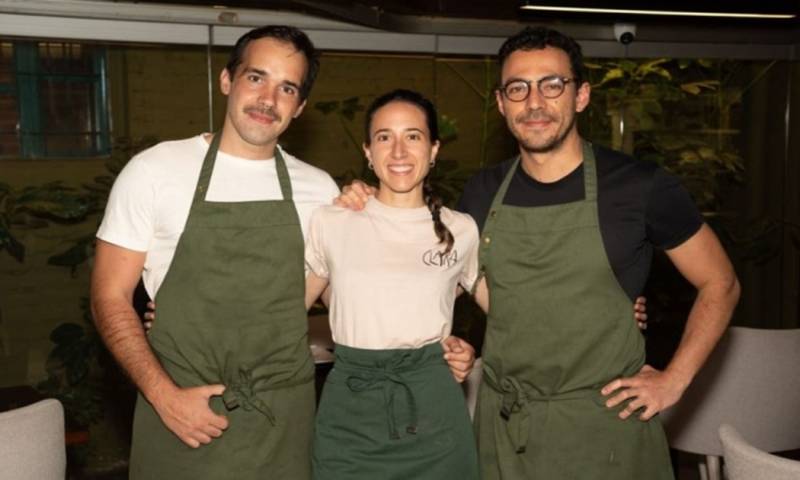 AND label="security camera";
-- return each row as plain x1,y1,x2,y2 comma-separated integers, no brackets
613,23,636,45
